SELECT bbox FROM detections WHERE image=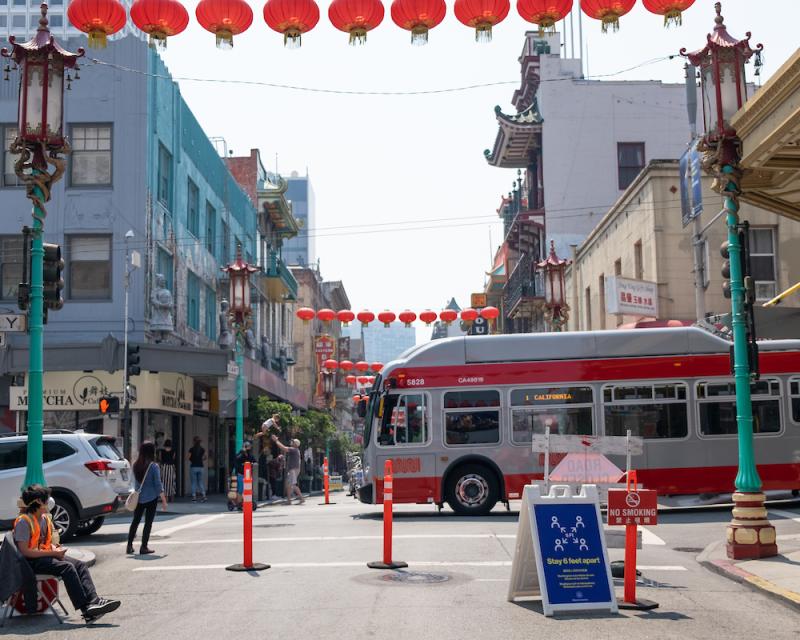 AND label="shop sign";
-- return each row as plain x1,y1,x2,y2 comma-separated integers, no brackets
158,373,193,415
471,293,487,308
604,276,658,317
680,139,704,228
